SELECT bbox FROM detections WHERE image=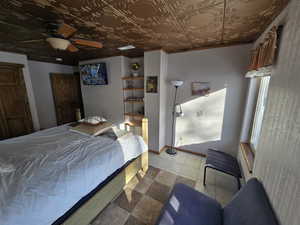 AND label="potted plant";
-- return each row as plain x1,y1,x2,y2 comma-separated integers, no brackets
131,62,140,77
